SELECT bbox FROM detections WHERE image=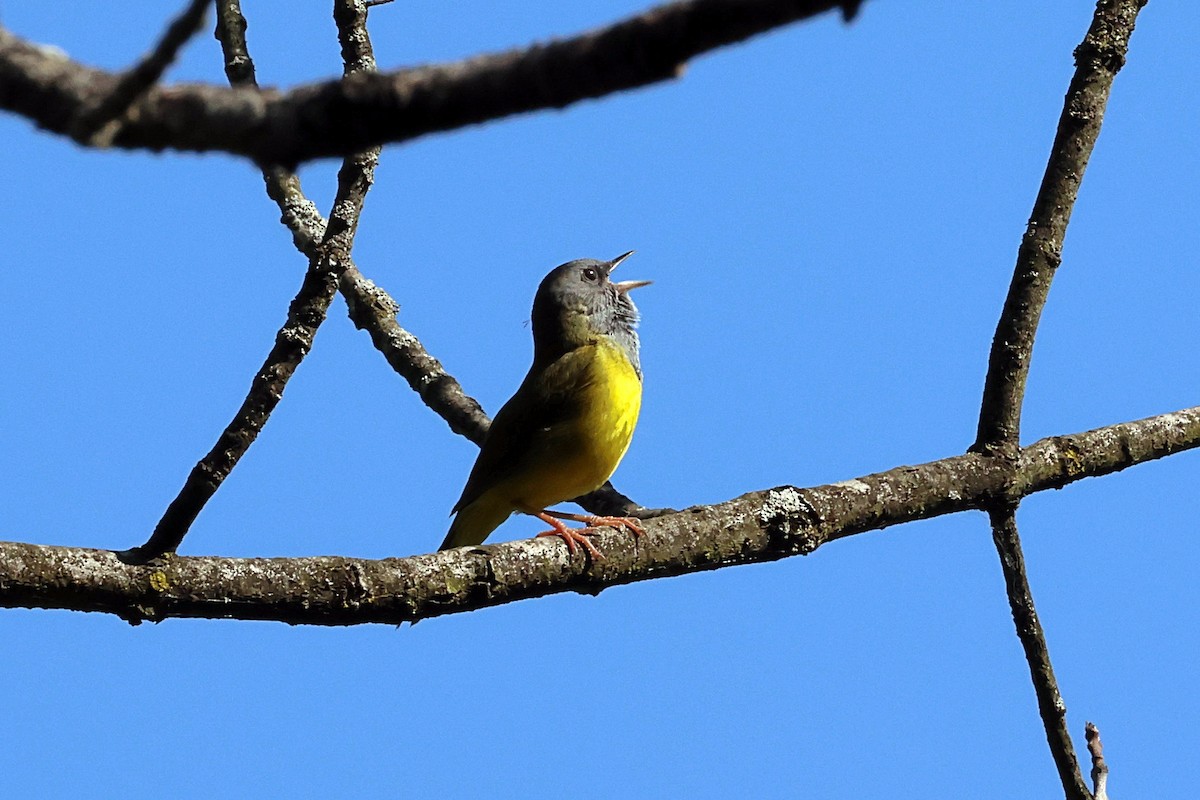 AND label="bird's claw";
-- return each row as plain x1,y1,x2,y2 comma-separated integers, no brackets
582,514,644,537
534,510,646,560
536,526,604,560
